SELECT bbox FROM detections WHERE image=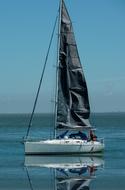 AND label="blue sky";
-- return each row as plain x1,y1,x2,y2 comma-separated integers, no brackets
0,0,125,113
